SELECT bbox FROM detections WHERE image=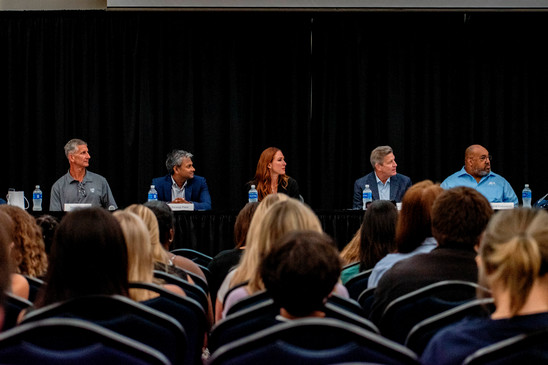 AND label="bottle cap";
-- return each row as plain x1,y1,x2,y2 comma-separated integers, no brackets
525,184,529,188
35,185,40,189
151,185,155,189
251,185,256,188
